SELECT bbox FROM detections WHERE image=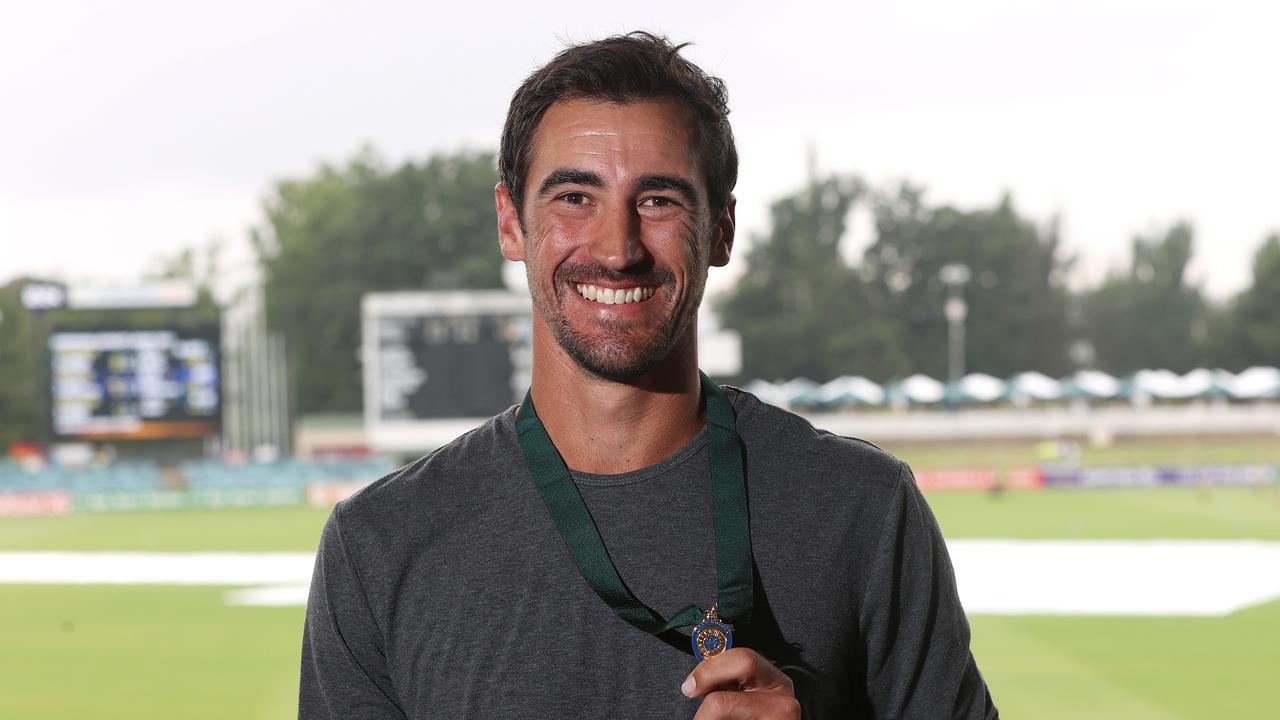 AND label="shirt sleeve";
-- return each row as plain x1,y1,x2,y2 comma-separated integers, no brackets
856,462,999,719
299,506,407,719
